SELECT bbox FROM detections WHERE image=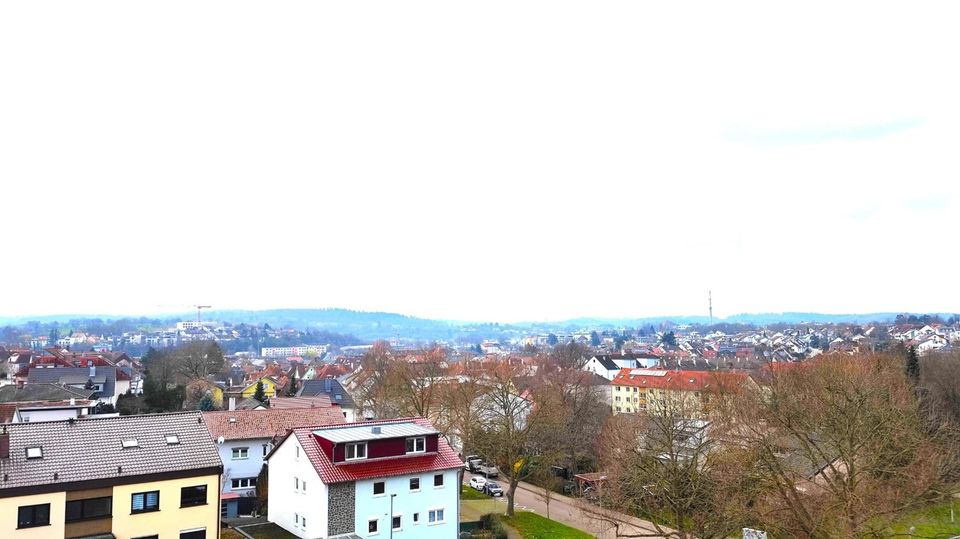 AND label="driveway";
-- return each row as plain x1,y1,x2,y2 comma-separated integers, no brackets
463,473,670,538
